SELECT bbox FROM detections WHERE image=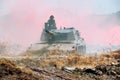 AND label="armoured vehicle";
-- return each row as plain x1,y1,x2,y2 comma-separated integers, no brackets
29,15,86,55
